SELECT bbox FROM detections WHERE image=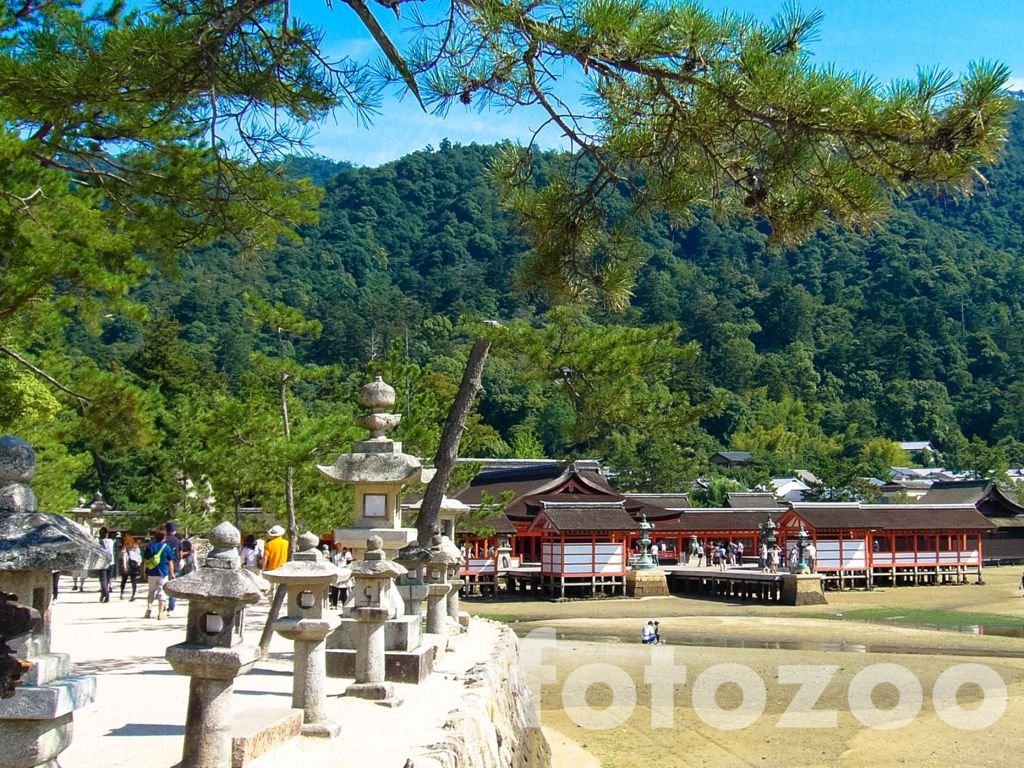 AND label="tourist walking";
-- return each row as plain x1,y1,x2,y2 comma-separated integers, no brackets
241,535,263,573
329,542,351,609
263,525,289,572
97,527,114,602
70,569,87,592
119,533,142,600
805,541,817,573
179,539,198,576
164,522,182,614
142,529,175,620
736,541,744,566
